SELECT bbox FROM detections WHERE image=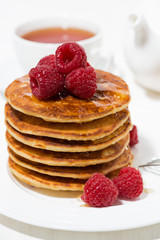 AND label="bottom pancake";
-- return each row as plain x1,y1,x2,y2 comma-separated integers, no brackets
8,157,132,191
8,147,132,179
